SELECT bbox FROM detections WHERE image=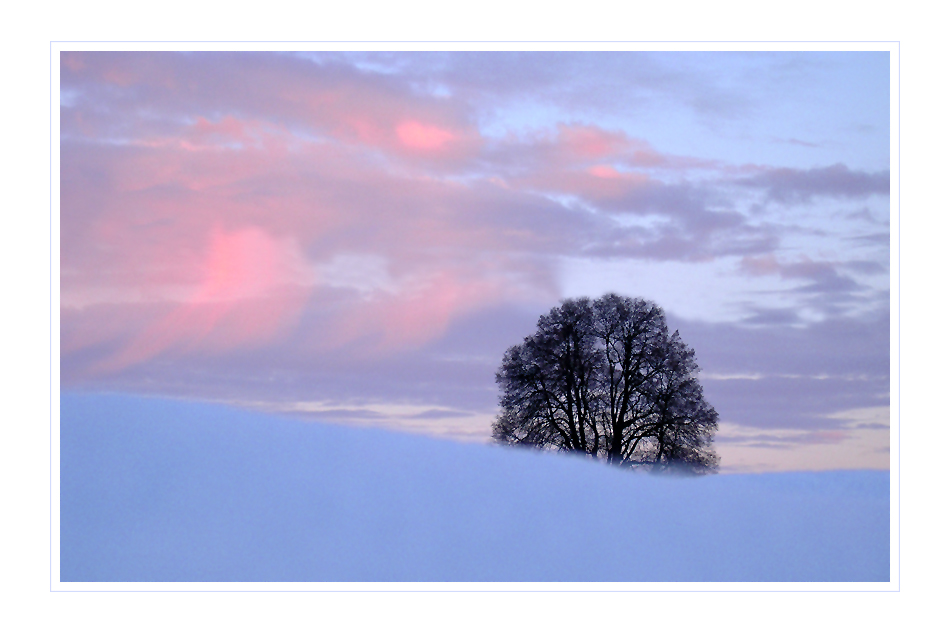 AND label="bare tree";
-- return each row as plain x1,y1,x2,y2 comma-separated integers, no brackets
493,294,719,474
